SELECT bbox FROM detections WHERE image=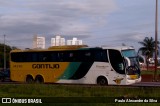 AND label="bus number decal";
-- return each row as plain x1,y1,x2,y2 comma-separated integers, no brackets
13,65,23,68
32,64,60,69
